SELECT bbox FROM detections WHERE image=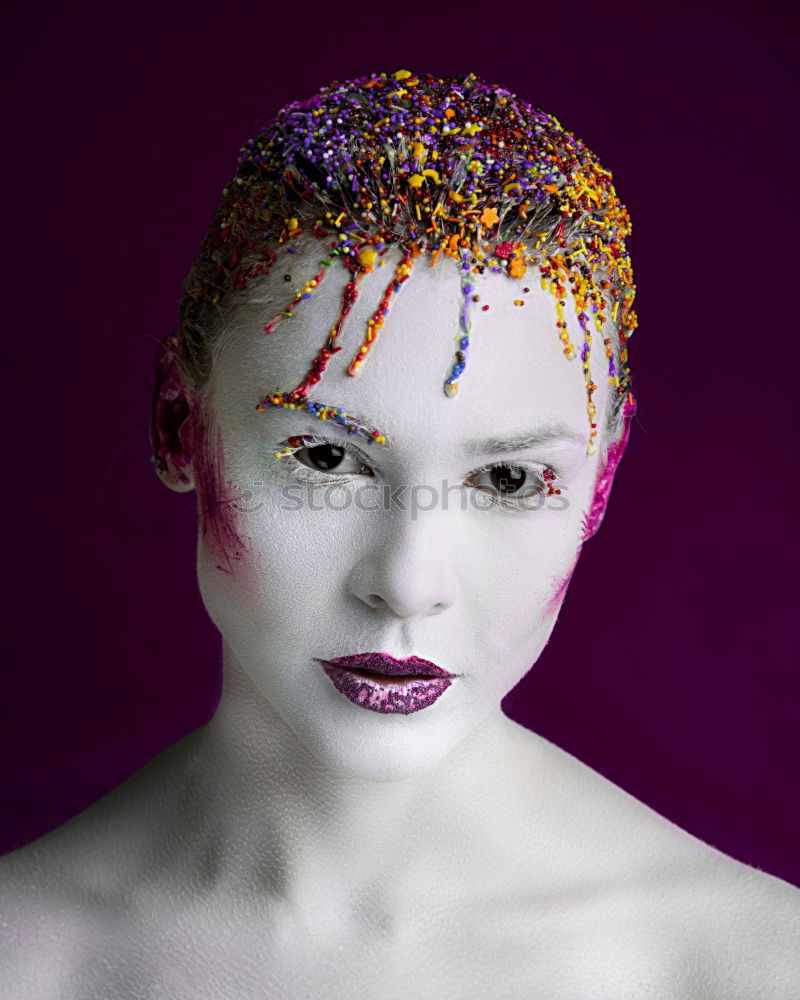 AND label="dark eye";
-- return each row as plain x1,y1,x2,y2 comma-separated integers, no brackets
293,442,371,476
299,443,346,471
470,464,544,497
490,465,527,494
